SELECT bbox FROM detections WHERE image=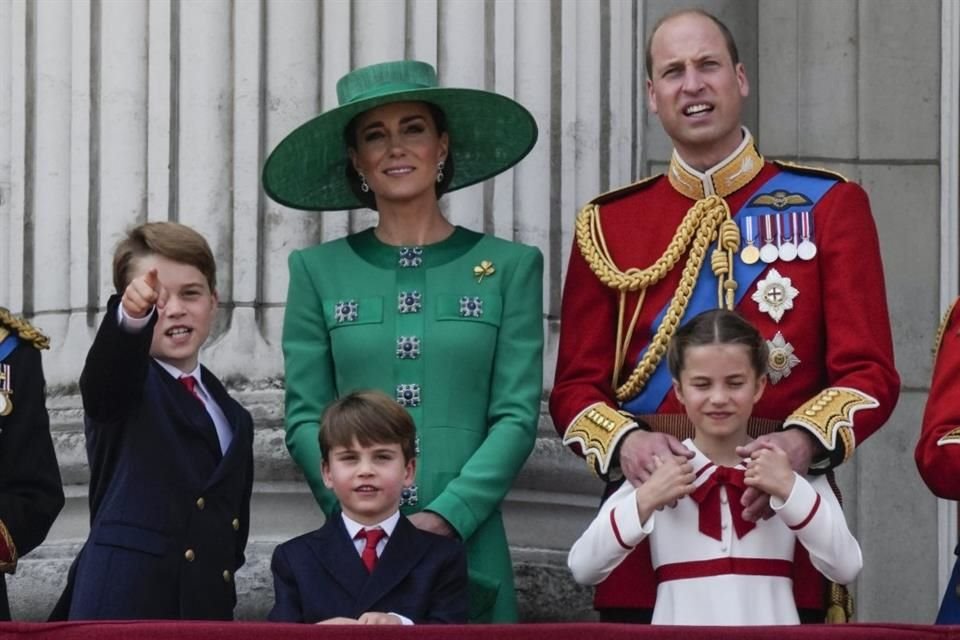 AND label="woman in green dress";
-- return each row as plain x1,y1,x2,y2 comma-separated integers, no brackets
262,60,543,623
